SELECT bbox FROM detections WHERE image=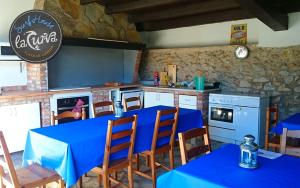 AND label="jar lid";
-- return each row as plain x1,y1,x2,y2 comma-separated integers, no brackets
244,135,255,142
